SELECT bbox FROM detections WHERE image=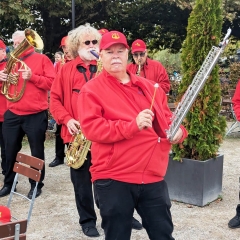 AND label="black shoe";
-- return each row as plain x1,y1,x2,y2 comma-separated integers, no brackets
132,217,143,230
49,158,64,167
82,226,100,237
228,215,240,228
0,186,11,197
27,188,42,199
